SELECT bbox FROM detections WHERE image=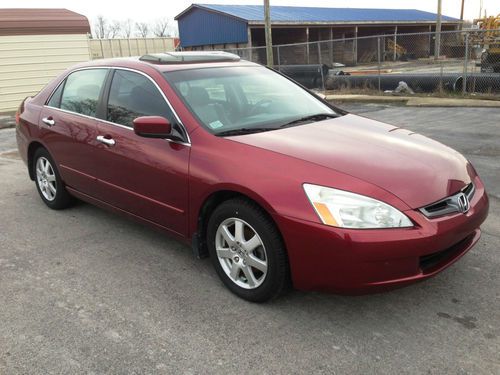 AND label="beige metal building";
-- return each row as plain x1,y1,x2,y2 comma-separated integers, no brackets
0,9,91,113
89,37,178,59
